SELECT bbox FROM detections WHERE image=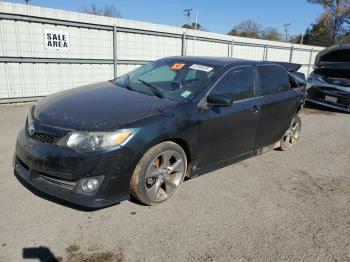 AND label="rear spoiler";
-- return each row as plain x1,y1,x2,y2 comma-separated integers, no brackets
269,61,302,72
